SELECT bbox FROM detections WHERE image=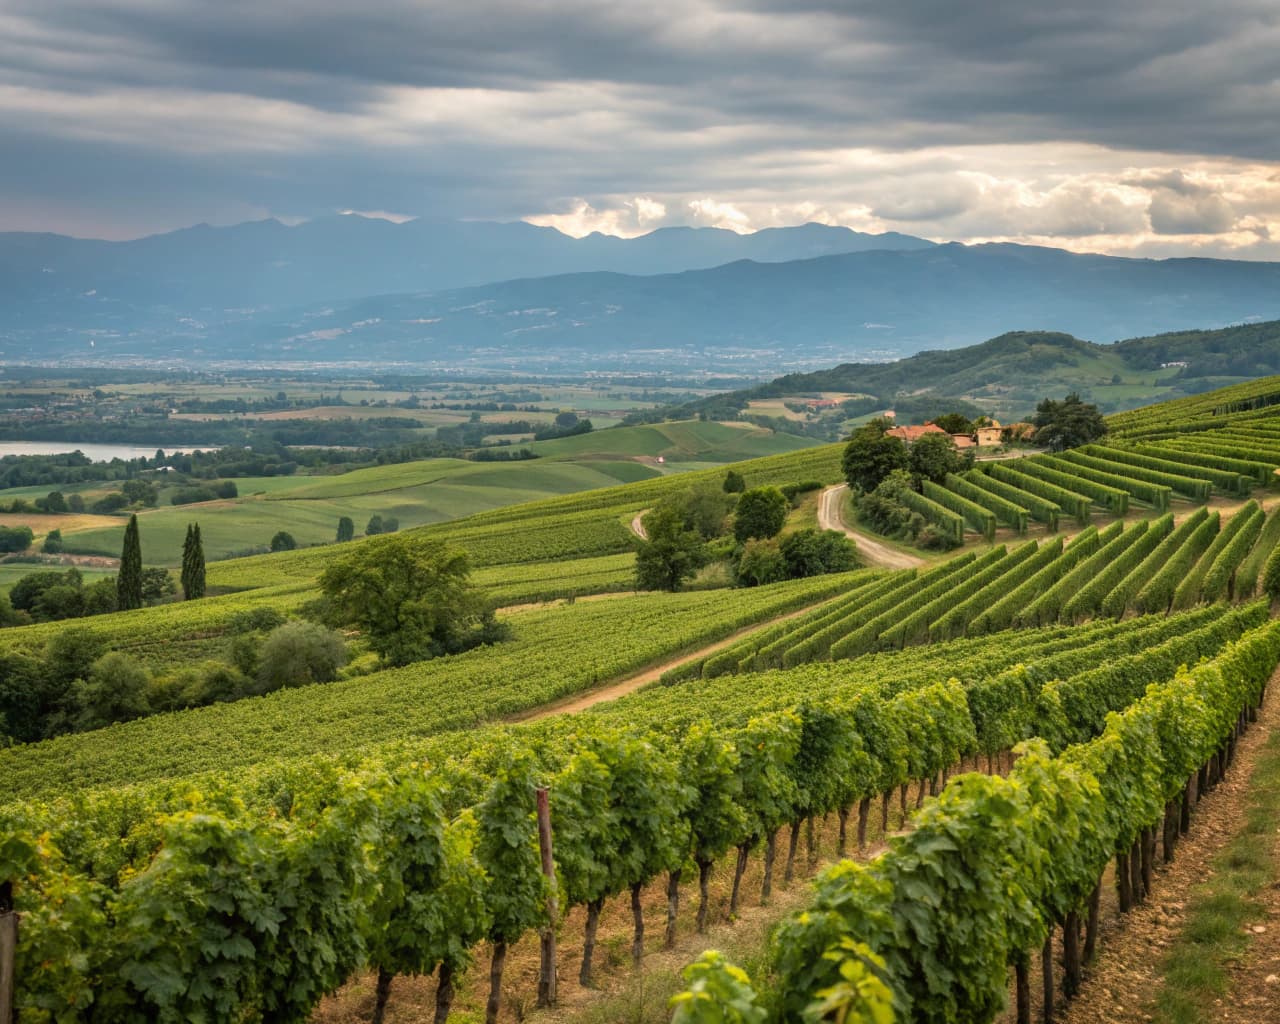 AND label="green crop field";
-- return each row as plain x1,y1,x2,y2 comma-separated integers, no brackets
45,421,812,564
